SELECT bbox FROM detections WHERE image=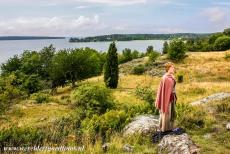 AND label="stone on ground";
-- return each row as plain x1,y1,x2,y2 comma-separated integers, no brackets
158,133,200,154
122,115,159,136
191,92,230,106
